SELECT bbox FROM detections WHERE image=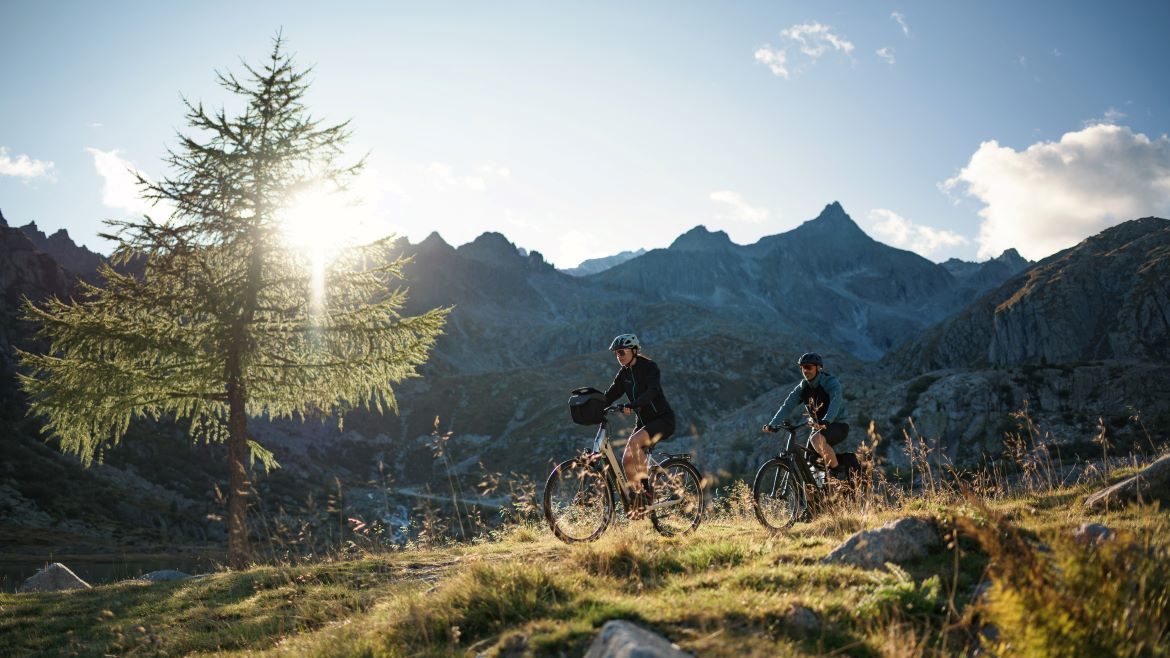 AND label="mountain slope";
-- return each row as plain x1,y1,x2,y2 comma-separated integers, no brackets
591,202,1013,359
885,217,1170,373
